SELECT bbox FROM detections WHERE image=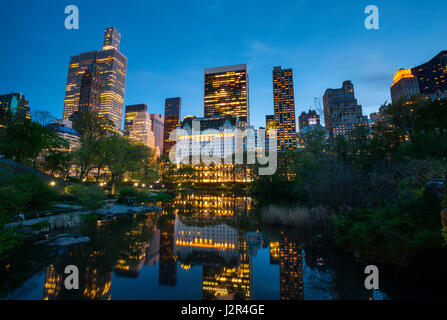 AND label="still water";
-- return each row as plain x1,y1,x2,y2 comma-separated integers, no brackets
0,192,440,300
